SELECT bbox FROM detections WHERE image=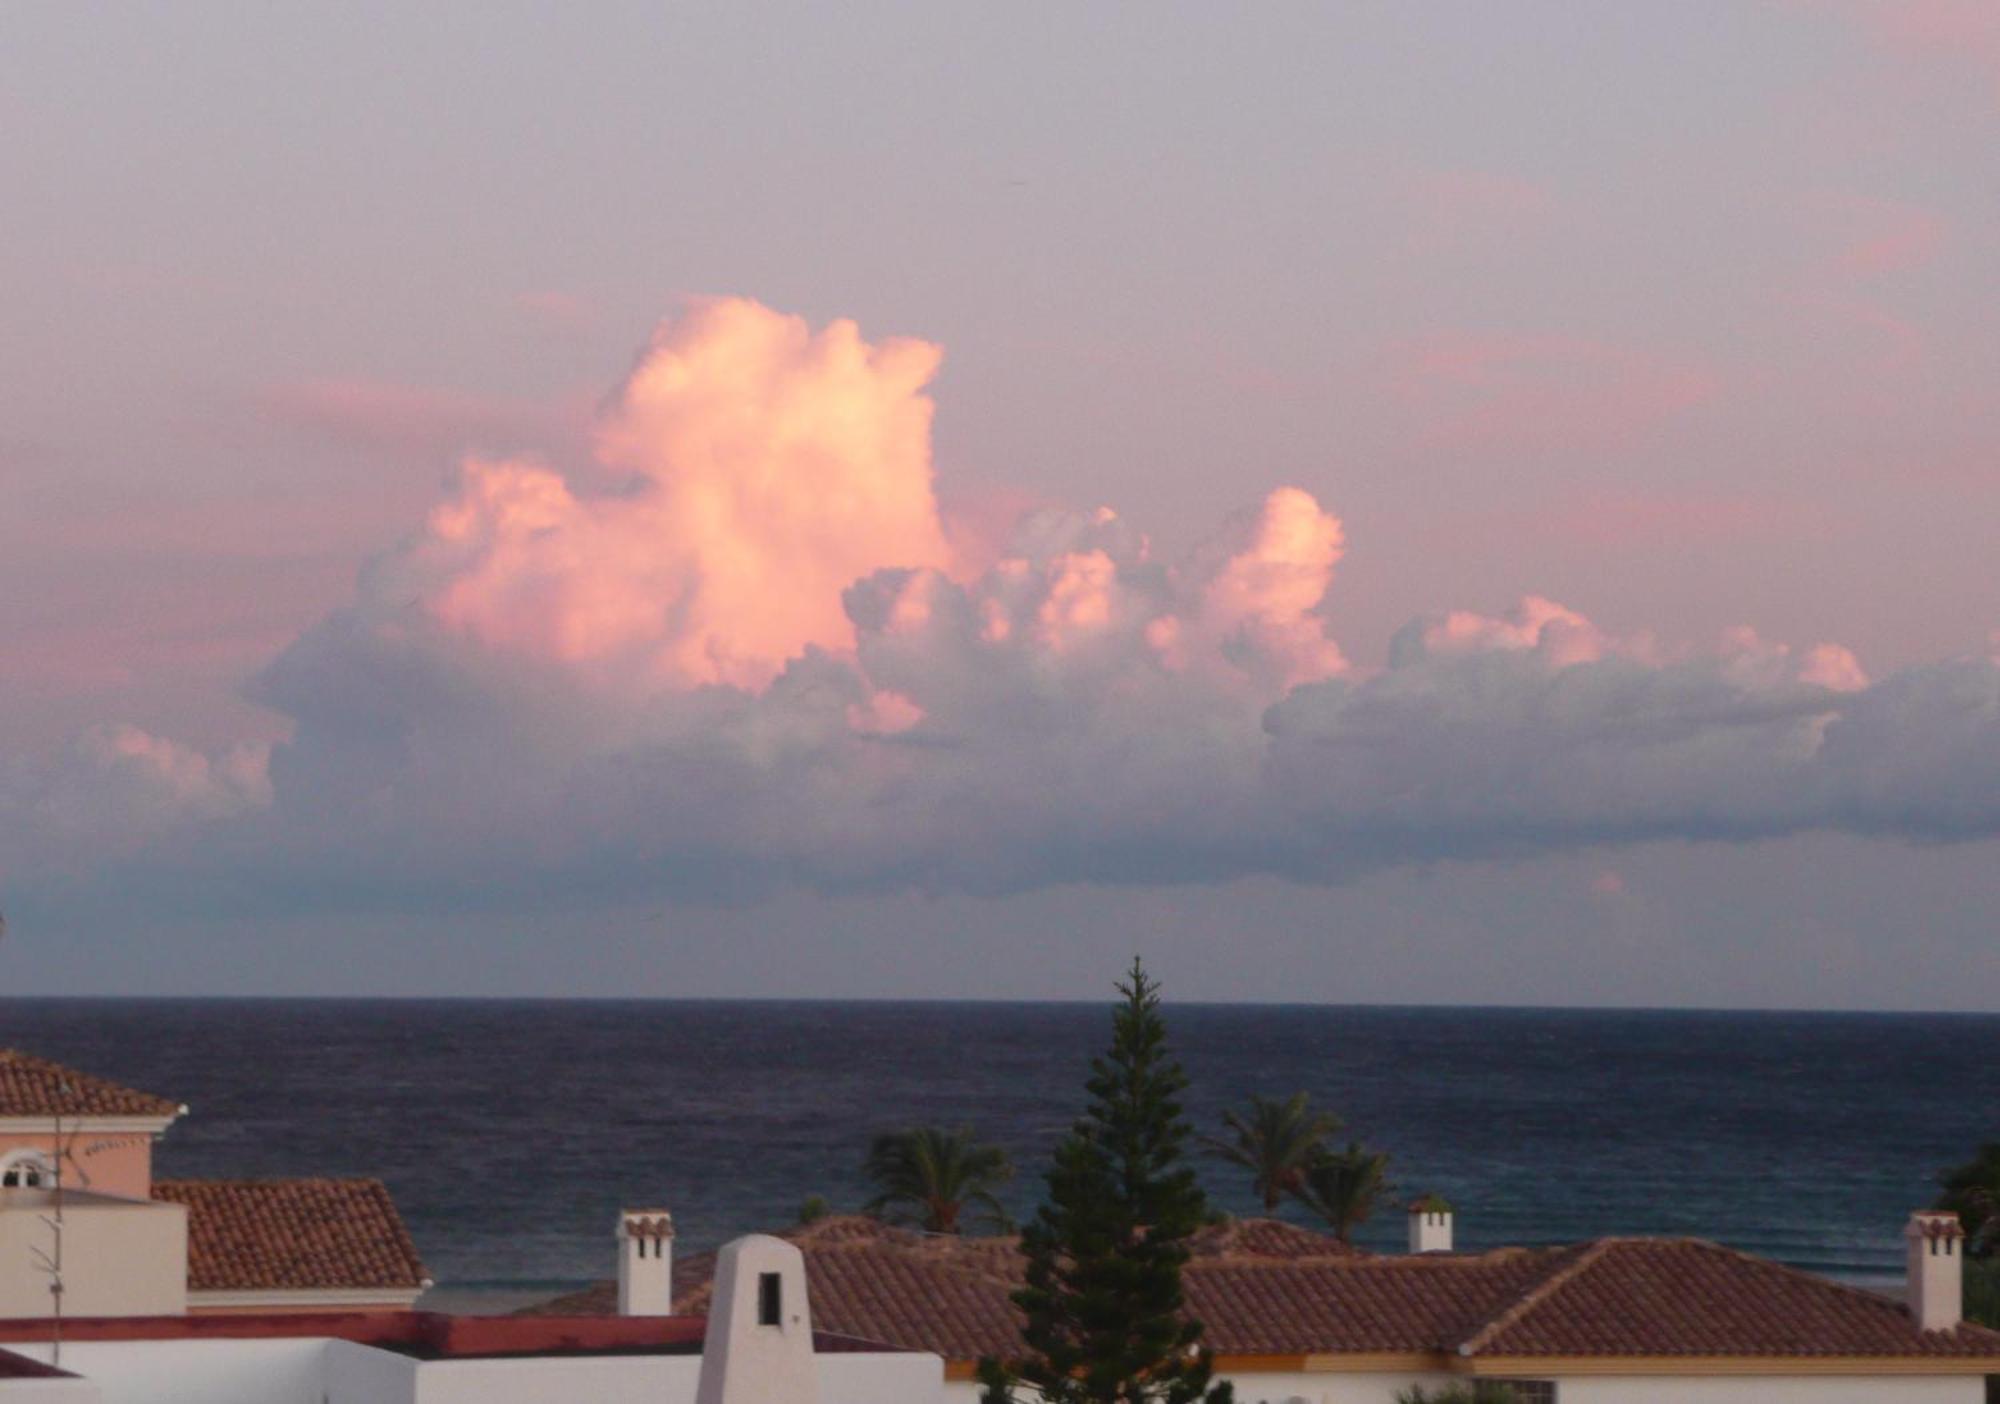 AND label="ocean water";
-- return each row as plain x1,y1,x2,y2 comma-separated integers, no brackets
0,999,1992,1292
